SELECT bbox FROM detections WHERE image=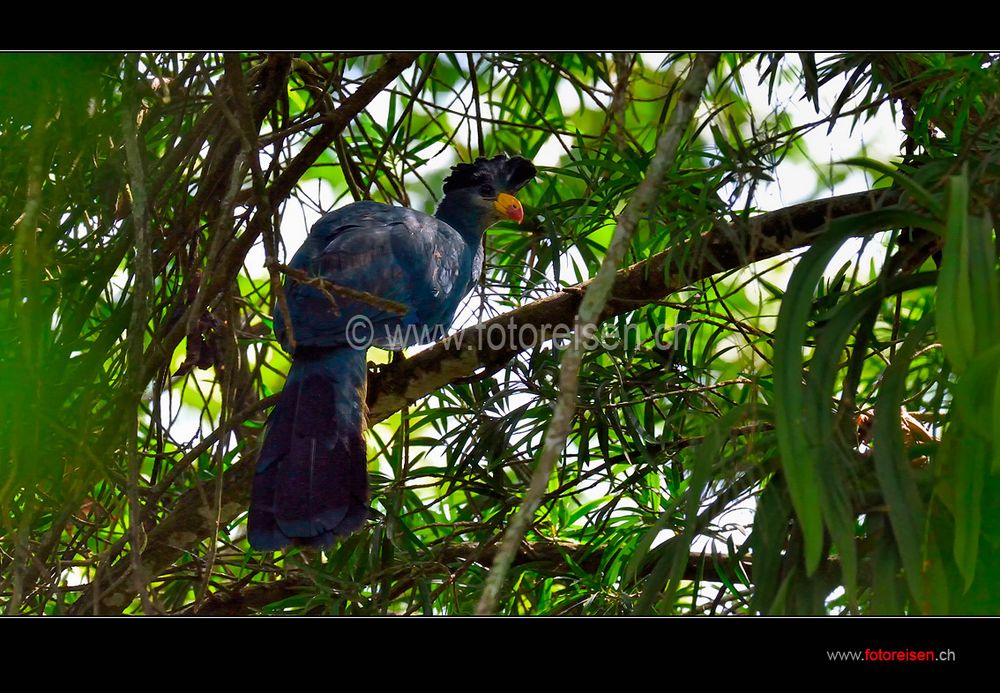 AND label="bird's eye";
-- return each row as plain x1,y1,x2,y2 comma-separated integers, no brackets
479,184,496,198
